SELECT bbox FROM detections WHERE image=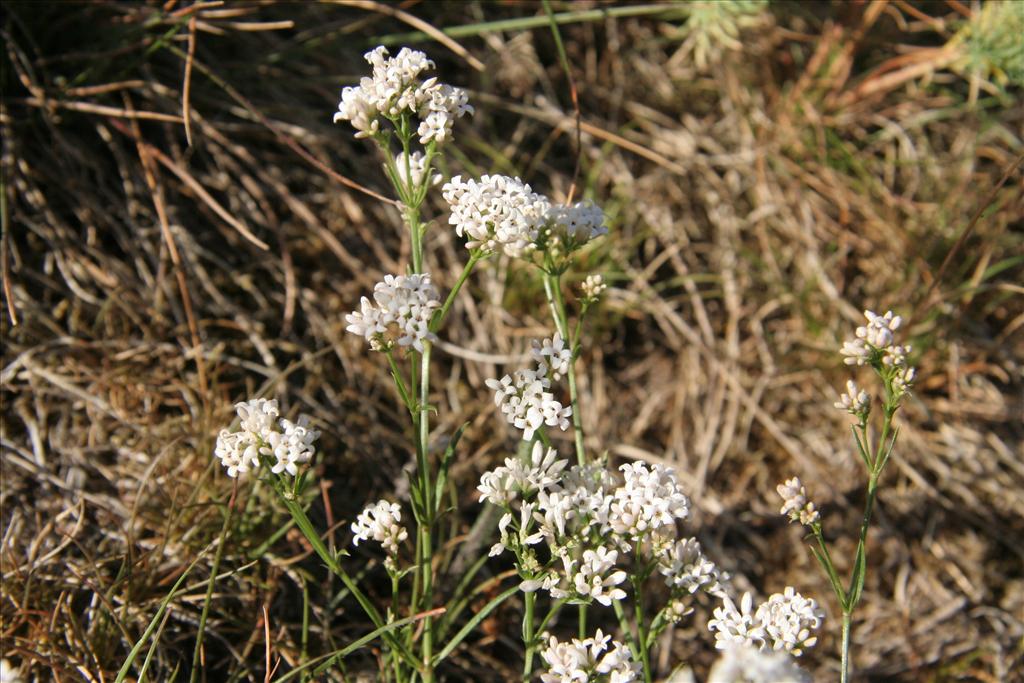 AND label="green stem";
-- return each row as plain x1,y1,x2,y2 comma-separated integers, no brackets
522,590,536,680
840,611,852,683
542,271,586,466
408,205,423,275
386,350,415,415
189,485,236,683
633,579,652,683
418,341,435,682
391,571,403,683
578,603,587,639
